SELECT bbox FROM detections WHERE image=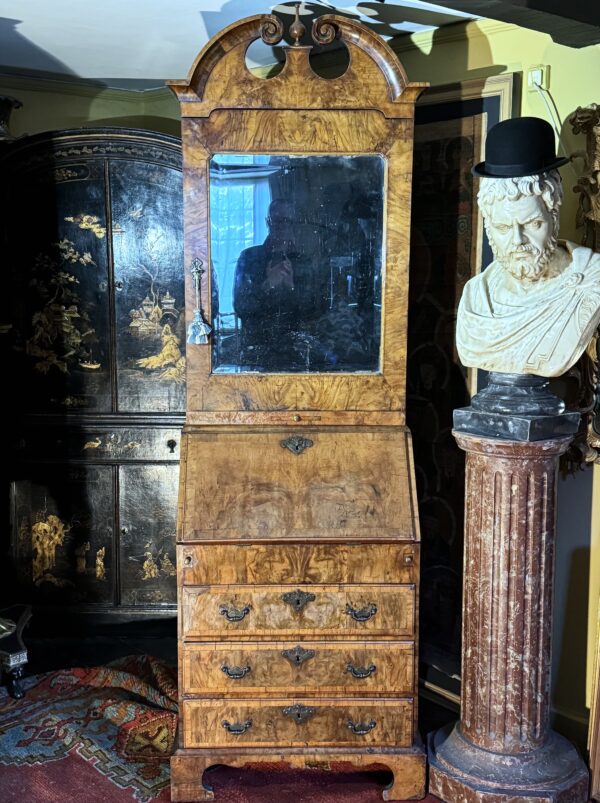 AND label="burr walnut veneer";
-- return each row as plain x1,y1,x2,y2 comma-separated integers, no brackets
169,12,427,801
